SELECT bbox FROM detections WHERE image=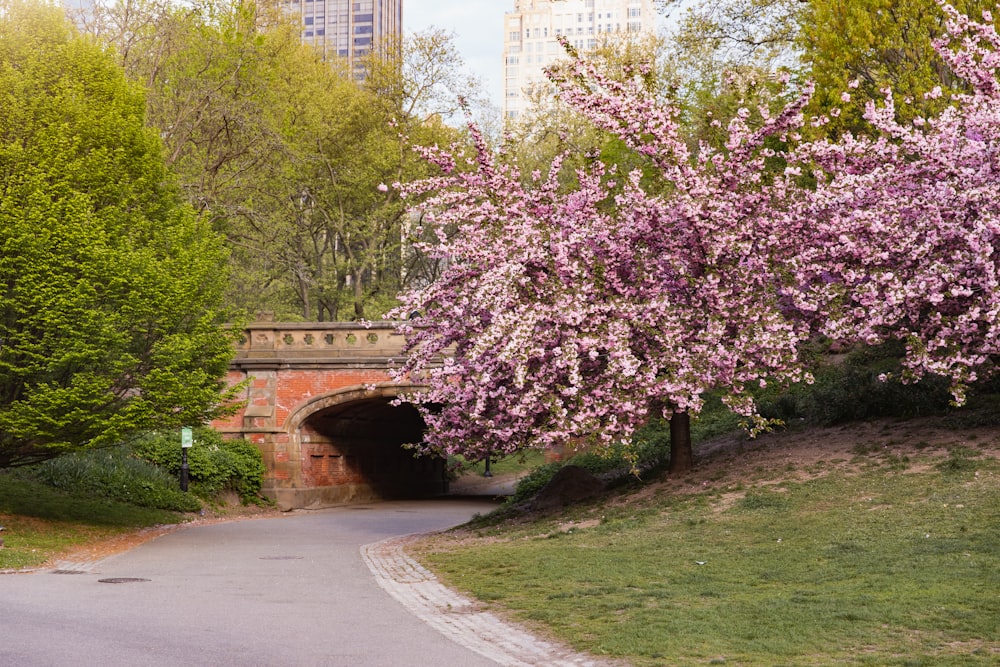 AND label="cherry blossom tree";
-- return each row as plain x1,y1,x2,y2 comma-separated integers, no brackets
787,3,1000,406
390,4,1000,472
389,65,820,472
